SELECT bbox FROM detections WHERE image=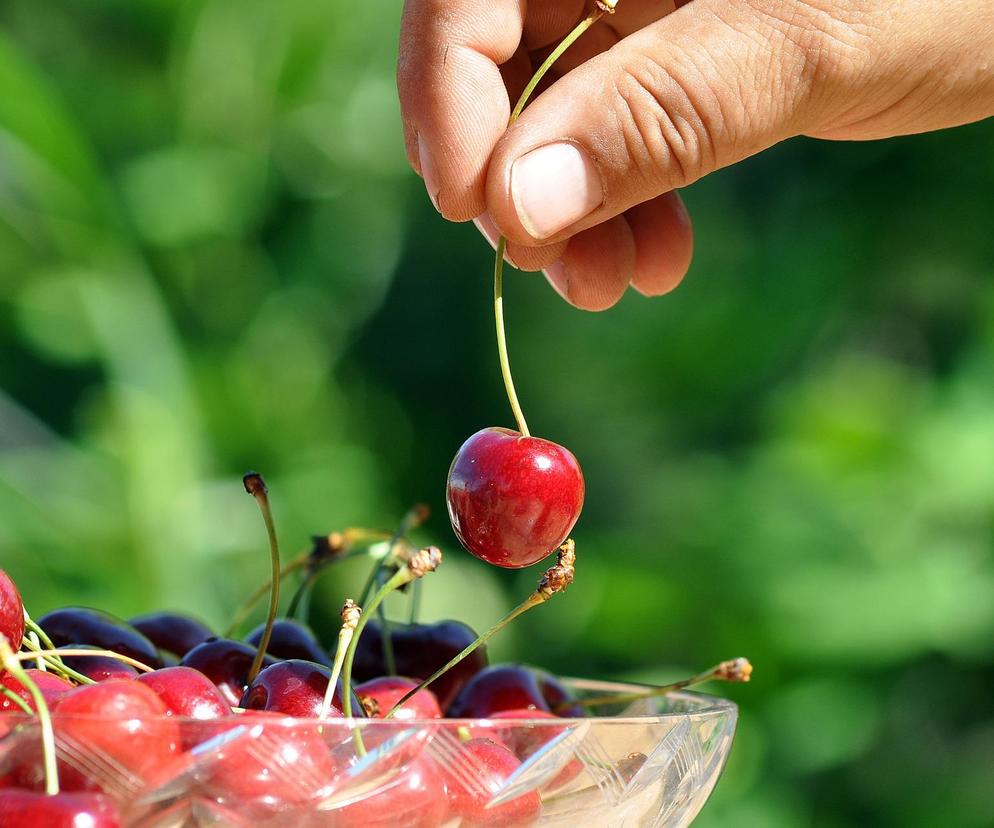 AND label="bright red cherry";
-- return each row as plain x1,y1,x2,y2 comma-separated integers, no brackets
355,676,441,720
442,738,541,827
446,427,584,568
137,666,230,720
0,570,24,656
330,756,449,827
0,790,121,827
446,664,583,718
0,669,73,713
239,659,362,718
